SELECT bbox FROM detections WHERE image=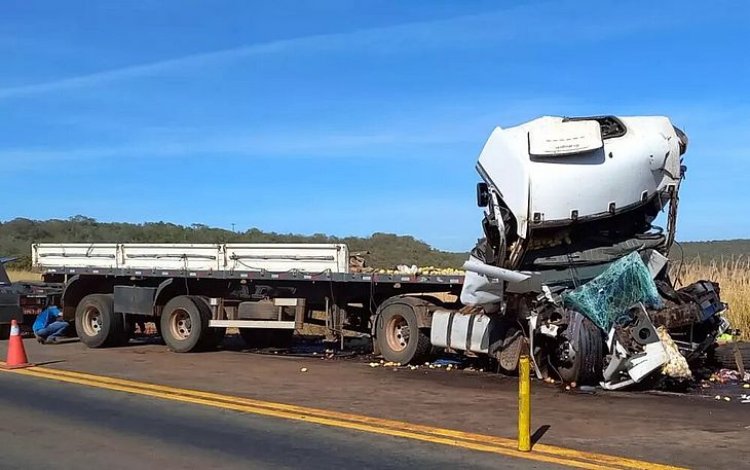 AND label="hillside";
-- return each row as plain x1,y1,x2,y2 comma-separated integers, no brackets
2,217,748,270
0,217,467,270
673,240,750,264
